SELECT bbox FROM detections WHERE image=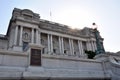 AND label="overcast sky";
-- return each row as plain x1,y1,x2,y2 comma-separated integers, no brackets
0,0,120,52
